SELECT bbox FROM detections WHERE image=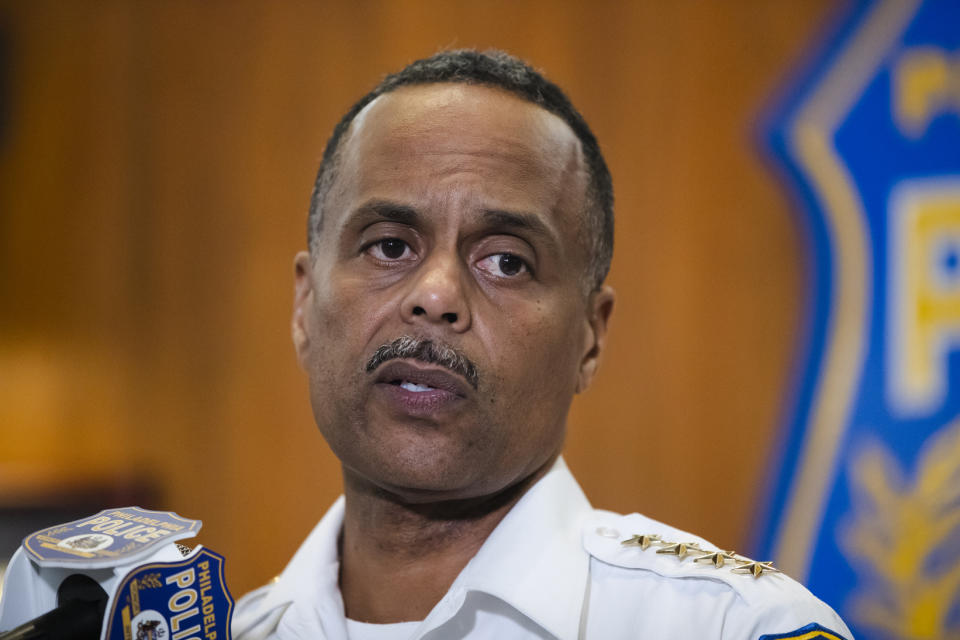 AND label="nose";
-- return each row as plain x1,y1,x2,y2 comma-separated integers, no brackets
400,253,471,332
